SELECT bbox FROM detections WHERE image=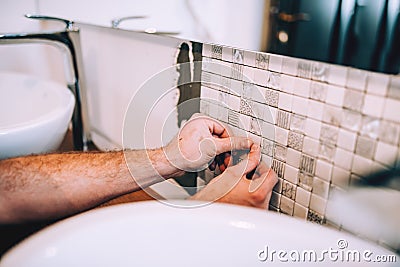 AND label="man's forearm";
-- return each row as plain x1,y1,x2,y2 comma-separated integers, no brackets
0,149,175,223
